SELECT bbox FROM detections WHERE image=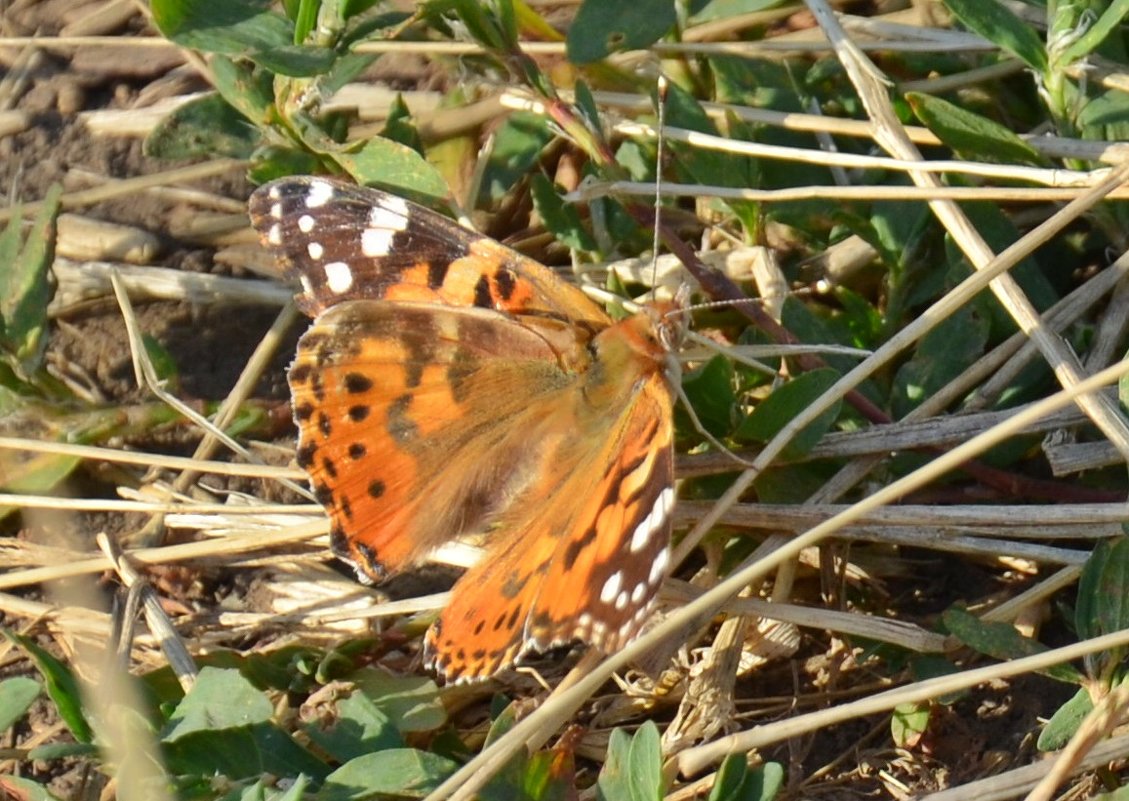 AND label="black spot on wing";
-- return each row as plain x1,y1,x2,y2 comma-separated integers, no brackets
289,363,312,384
494,269,516,300
427,260,449,289
473,275,493,308
294,402,314,421
296,442,317,468
562,526,598,570
344,372,374,393
348,404,371,422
